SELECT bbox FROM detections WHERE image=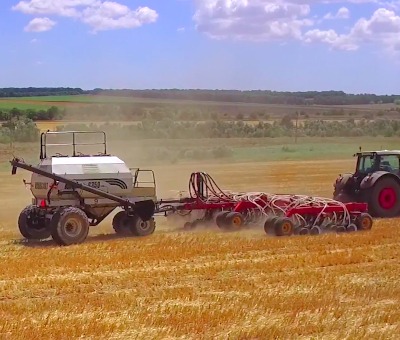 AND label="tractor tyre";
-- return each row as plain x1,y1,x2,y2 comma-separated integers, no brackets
368,177,400,217
274,217,294,237
355,213,373,231
216,211,230,229
224,212,245,230
130,216,156,237
18,205,51,240
51,207,90,246
333,191,354,203
112,211,132,235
